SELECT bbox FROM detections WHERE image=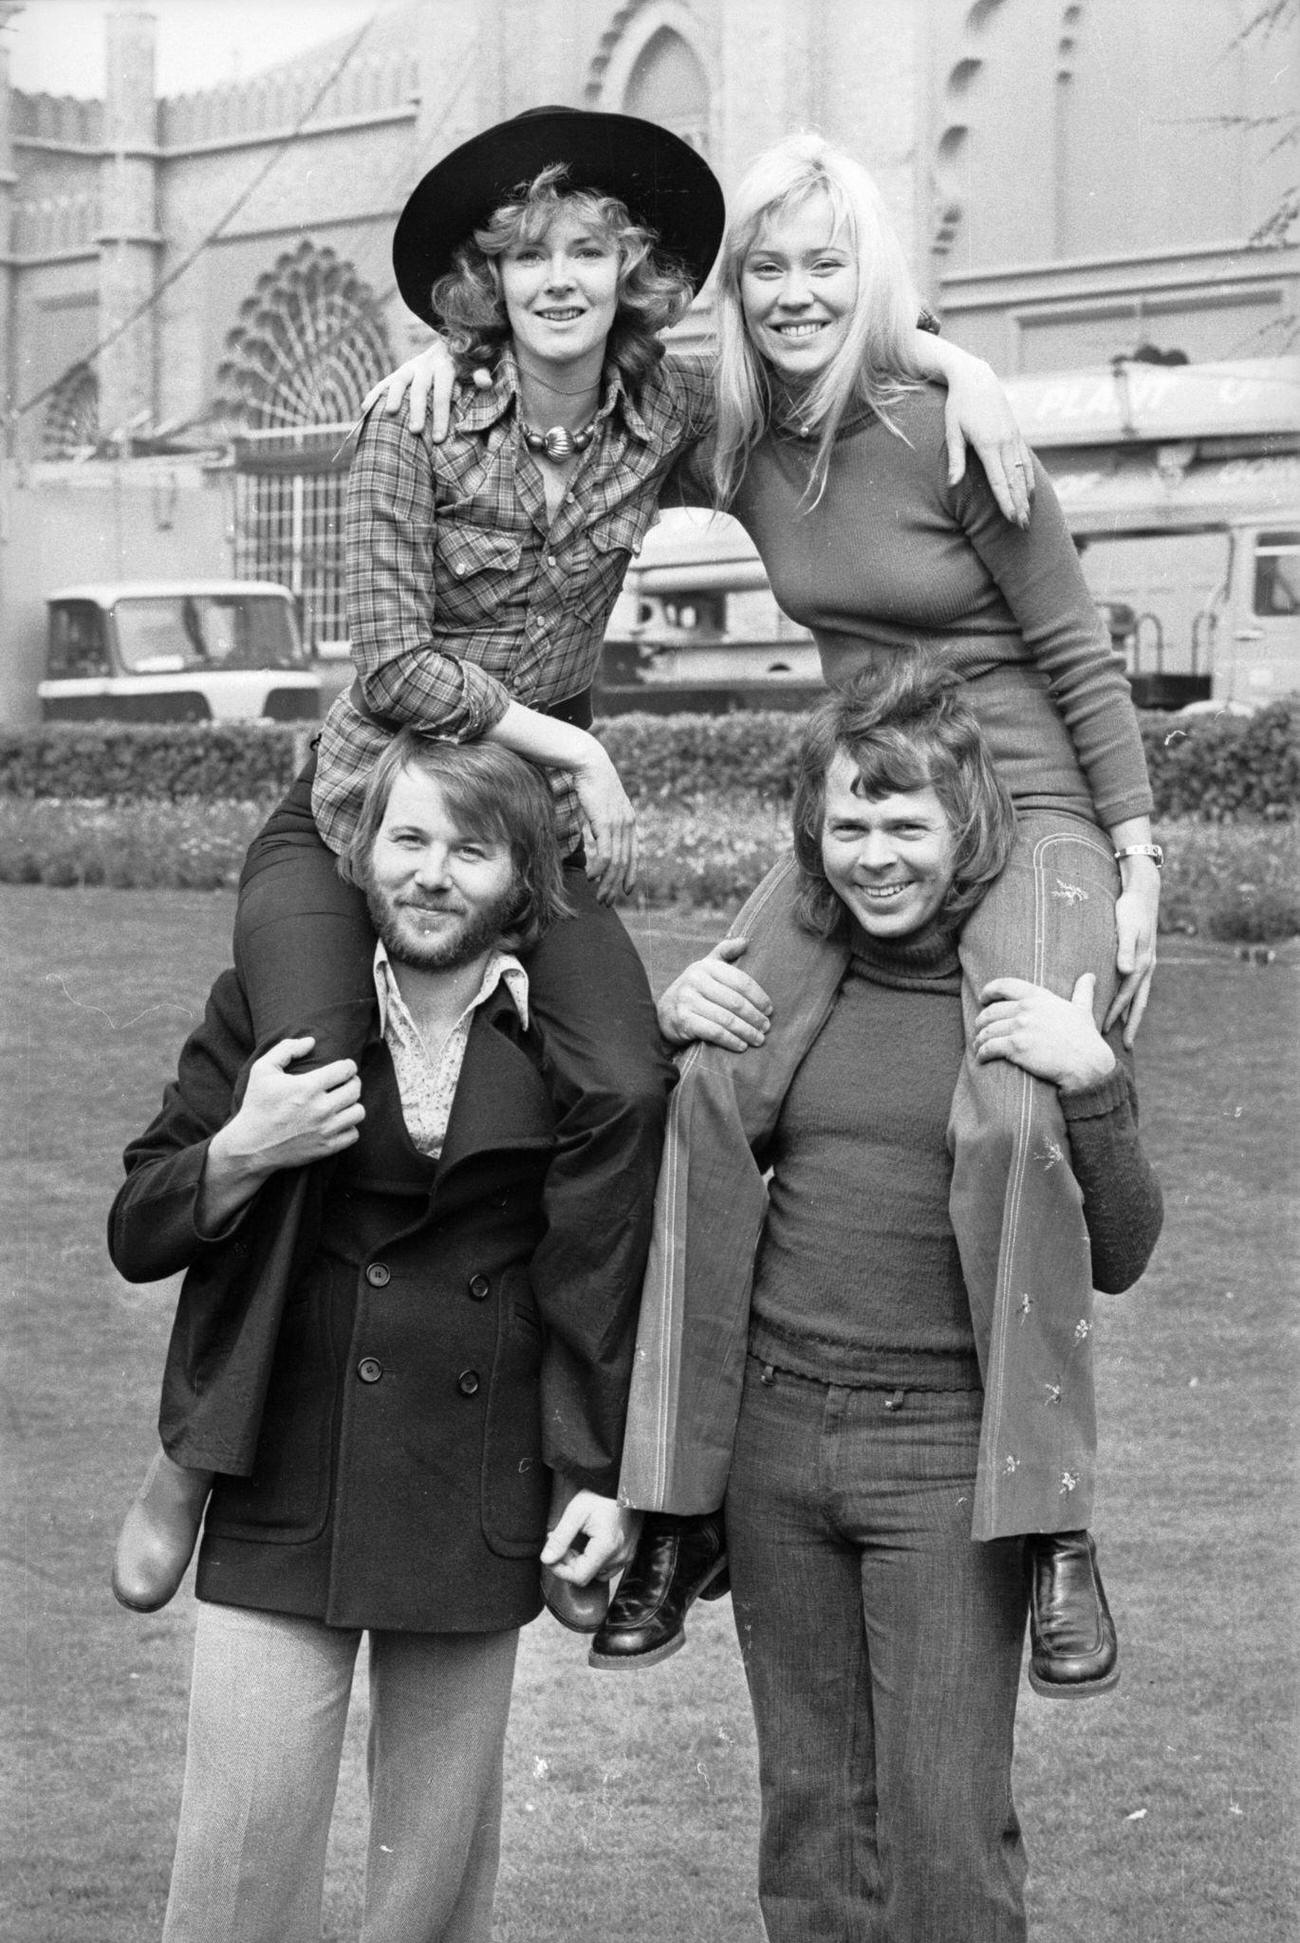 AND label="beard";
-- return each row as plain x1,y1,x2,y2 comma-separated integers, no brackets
367,874,524,974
